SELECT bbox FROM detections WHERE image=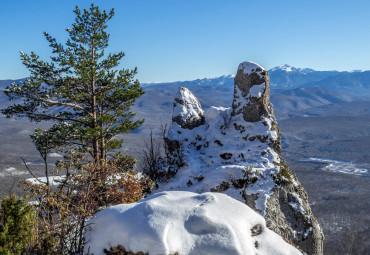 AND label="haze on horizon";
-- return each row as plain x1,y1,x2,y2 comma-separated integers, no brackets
1,0,369,83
